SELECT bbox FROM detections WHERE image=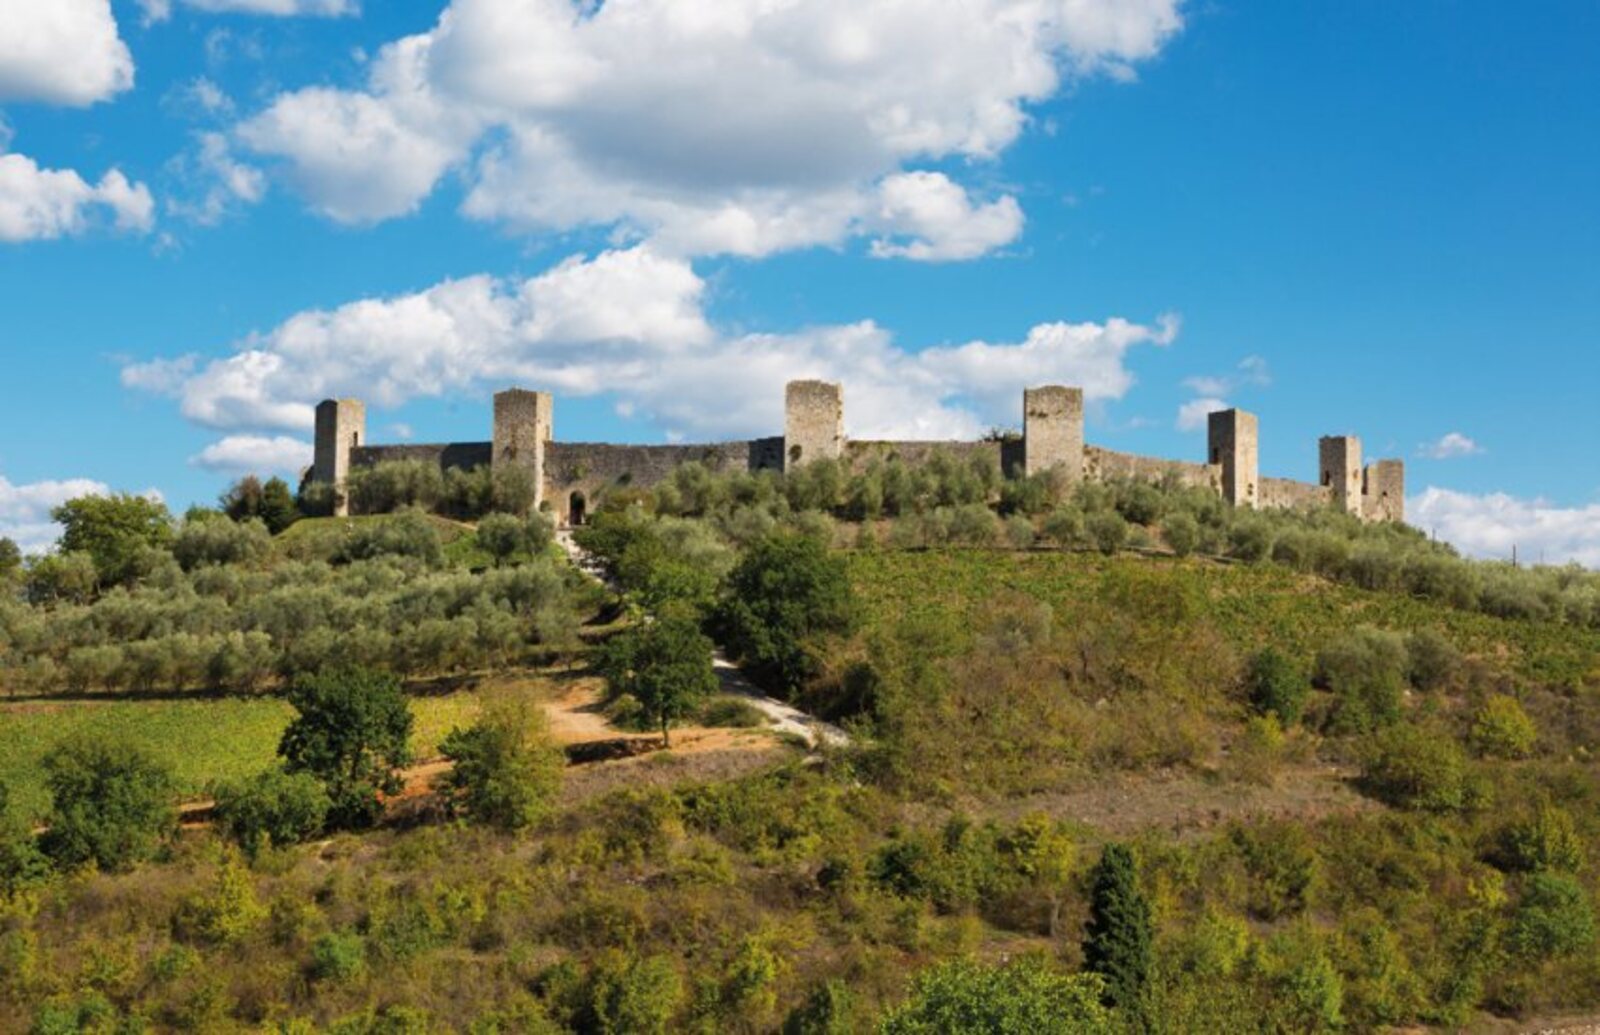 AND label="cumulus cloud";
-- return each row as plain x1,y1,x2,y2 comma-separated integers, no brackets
190,434,314,474
1419,432,1482,460
0,474,111,554
234,0,1182,255
0,0,134,106
1176,396,1227,432
124,244,1177,447
1183,355,1270,397
139,0,357,22
167,132,267,225
1411,487,1600,568
0,152,155,242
